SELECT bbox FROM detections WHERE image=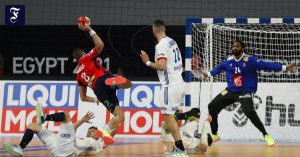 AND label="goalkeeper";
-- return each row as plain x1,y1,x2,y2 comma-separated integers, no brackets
201,39,296,146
